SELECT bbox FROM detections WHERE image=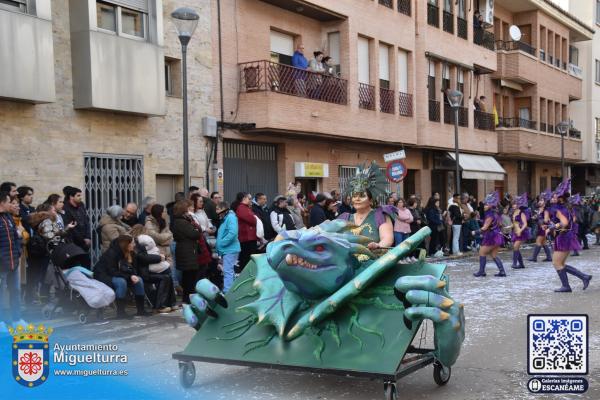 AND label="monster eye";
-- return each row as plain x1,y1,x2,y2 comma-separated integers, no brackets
315,245,325,252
